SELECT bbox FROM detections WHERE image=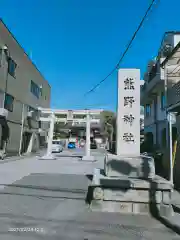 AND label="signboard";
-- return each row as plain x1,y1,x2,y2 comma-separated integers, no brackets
116,69,140,156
